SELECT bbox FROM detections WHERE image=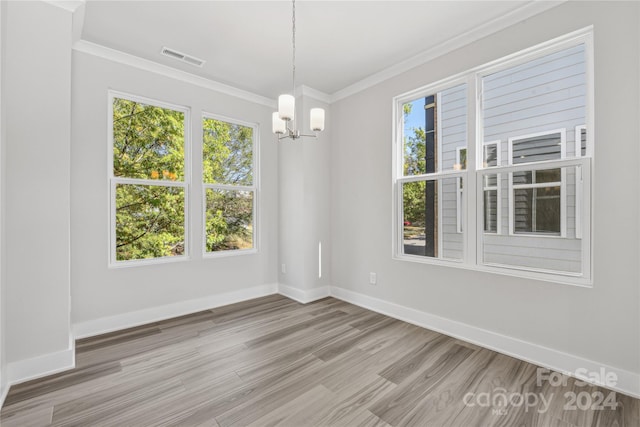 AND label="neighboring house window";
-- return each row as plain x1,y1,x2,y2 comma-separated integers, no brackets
507,130,566,236
109,92,189,265
399,84,467,261
393,29,592,284
483,141,501,233
202,114,257,255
